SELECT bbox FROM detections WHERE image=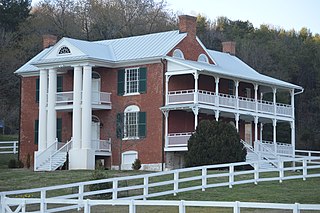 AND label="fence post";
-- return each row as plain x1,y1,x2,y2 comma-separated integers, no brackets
293,203,300,213
13,141,17,154
143,176,148,200
174,171,179,196
302,159,307,181
1,195,5,213
279,160,284,183
229,165,234,188
78,184,84,210
40,190,47,212
179,200,186,213
129,200,136,213
233,201,240,213
201,167,207,191
83,199,90,213
254,163,259,185
21,199,26,213
112,180,118,200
